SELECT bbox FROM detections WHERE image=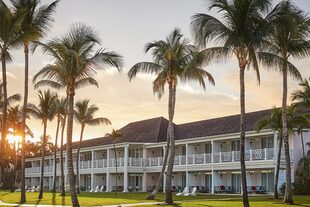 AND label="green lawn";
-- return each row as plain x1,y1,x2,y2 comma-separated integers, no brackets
0,191,309,207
